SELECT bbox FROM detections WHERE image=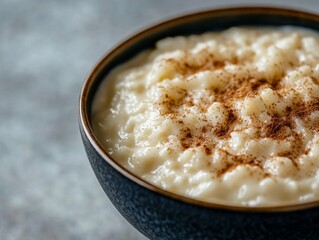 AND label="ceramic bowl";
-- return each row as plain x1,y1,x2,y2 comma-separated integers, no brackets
79,7,319,240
